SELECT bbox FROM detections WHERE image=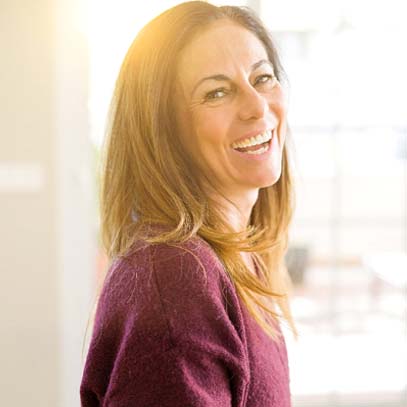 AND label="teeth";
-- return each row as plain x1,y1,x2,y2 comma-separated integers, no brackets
231,129,272,149
246,144,270,155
